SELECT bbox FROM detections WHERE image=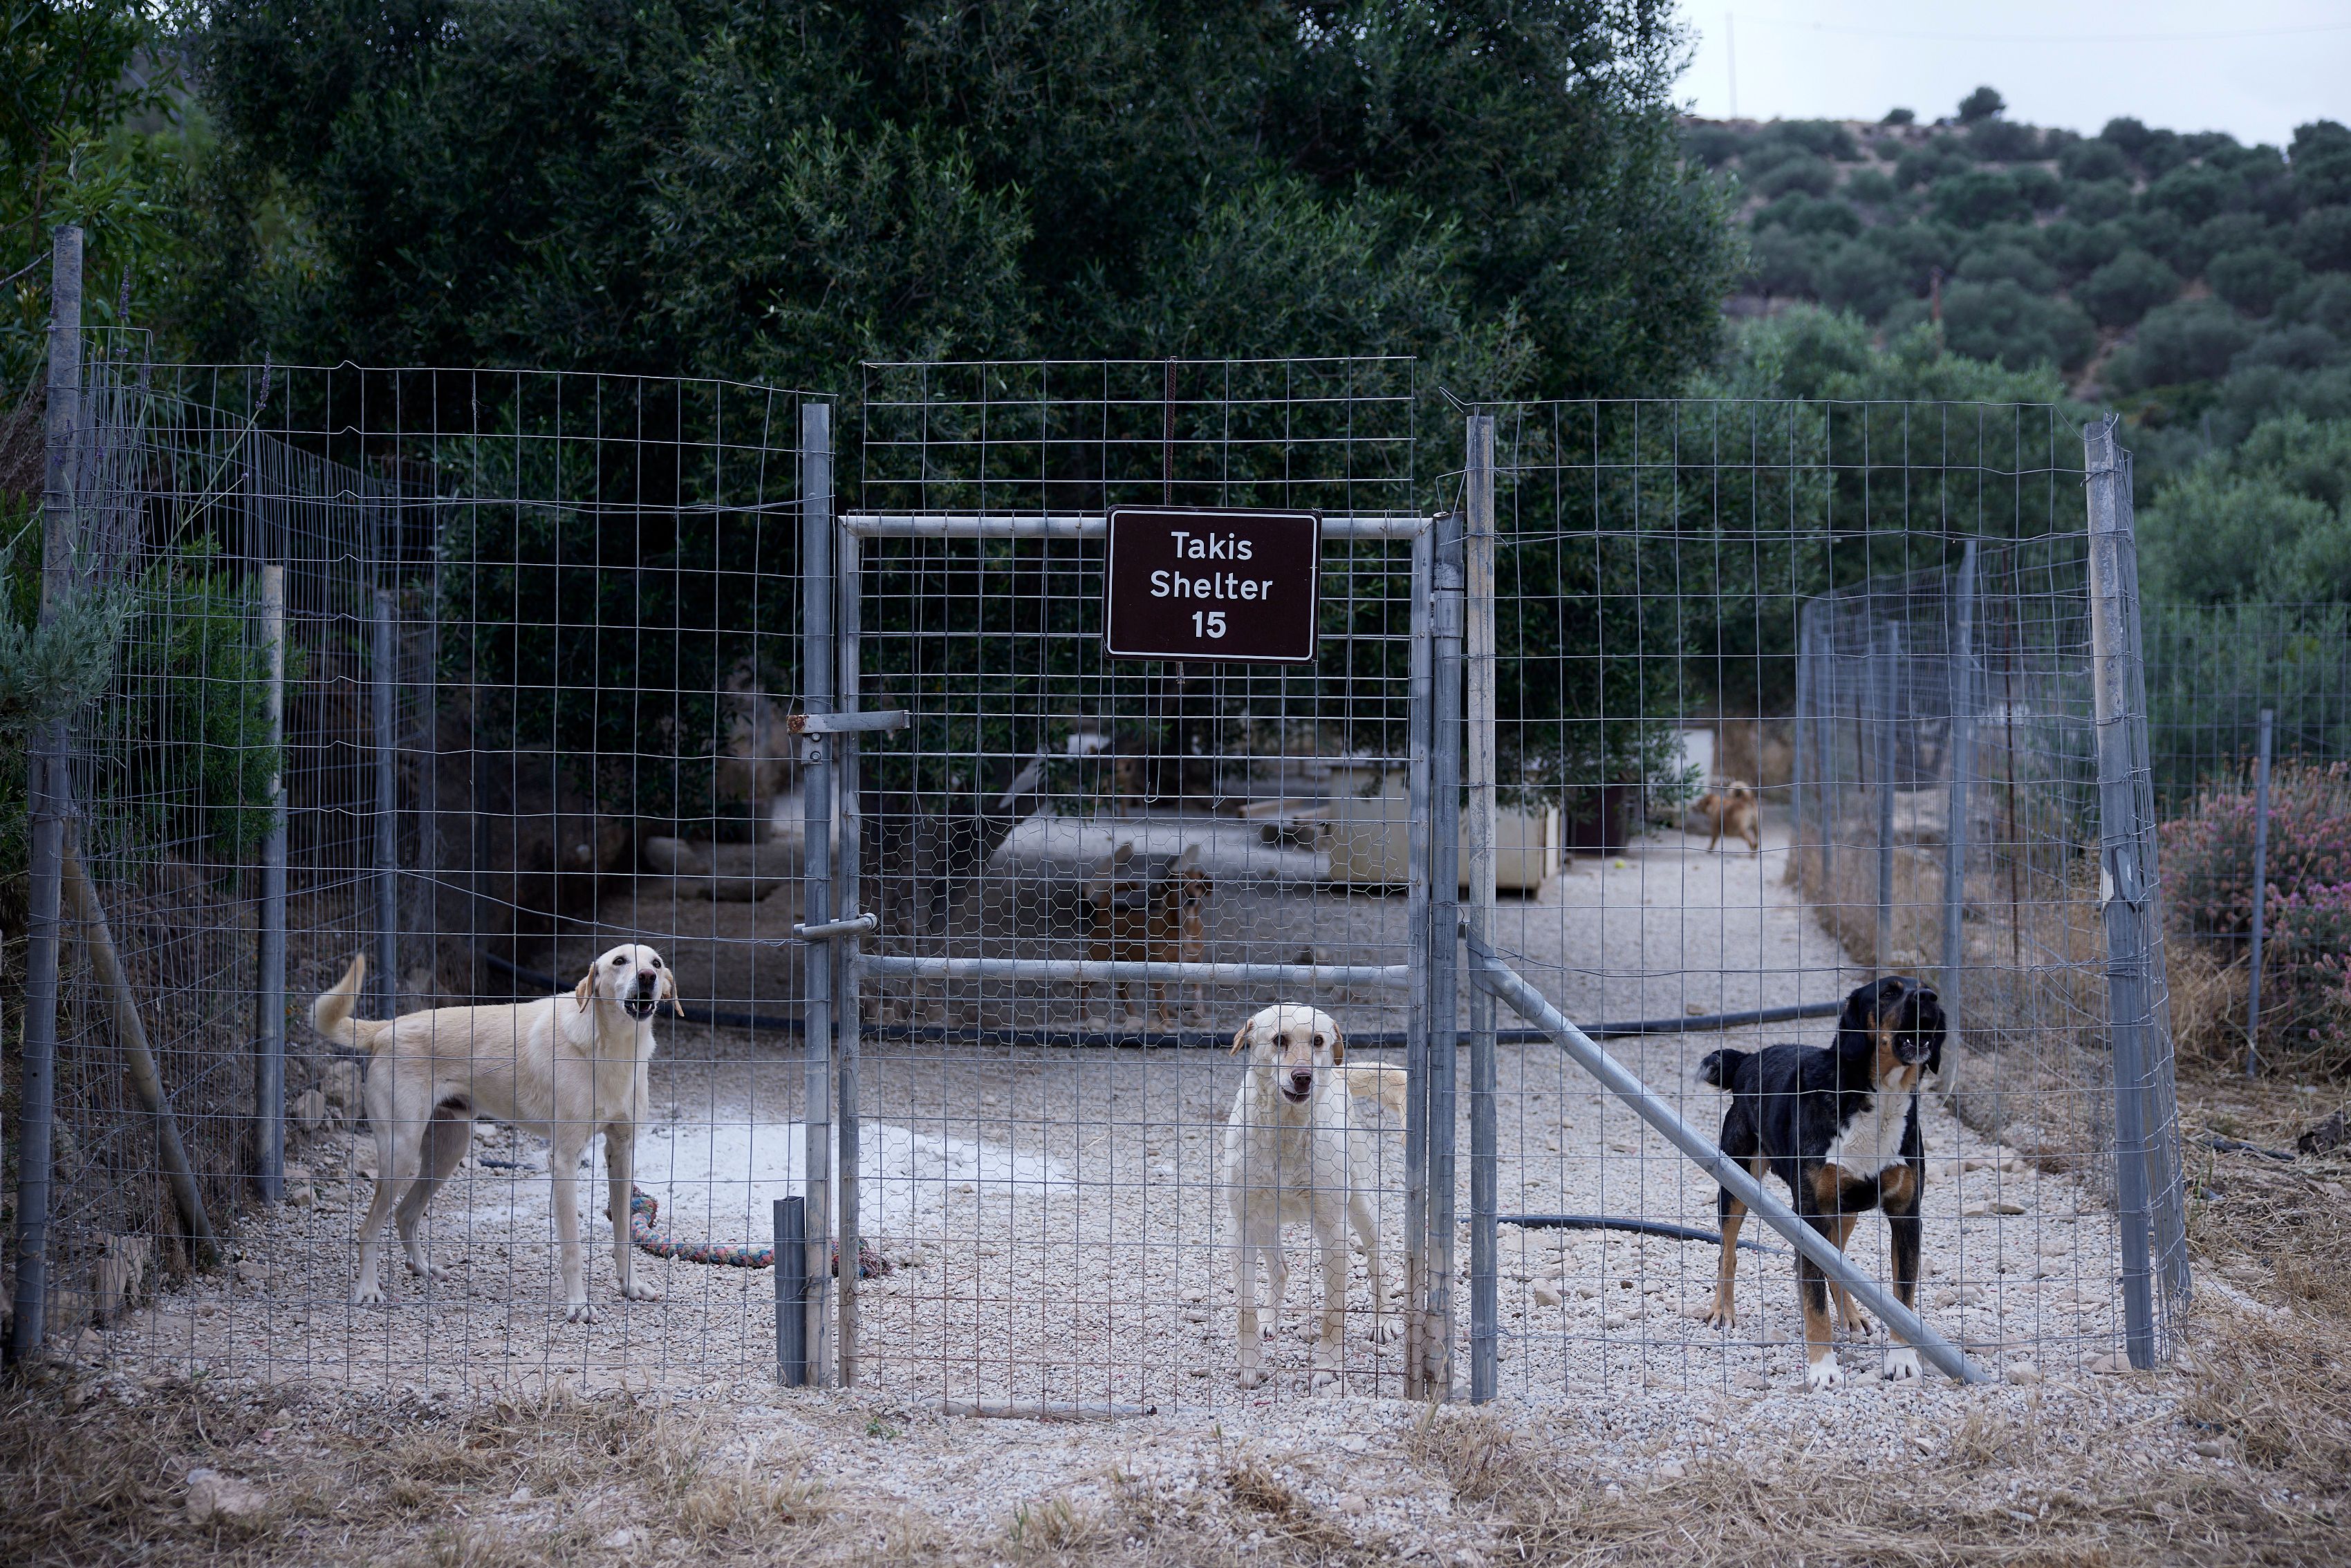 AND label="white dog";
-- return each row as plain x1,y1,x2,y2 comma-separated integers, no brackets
1224,1003,1404,1391
310,944,678,1320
